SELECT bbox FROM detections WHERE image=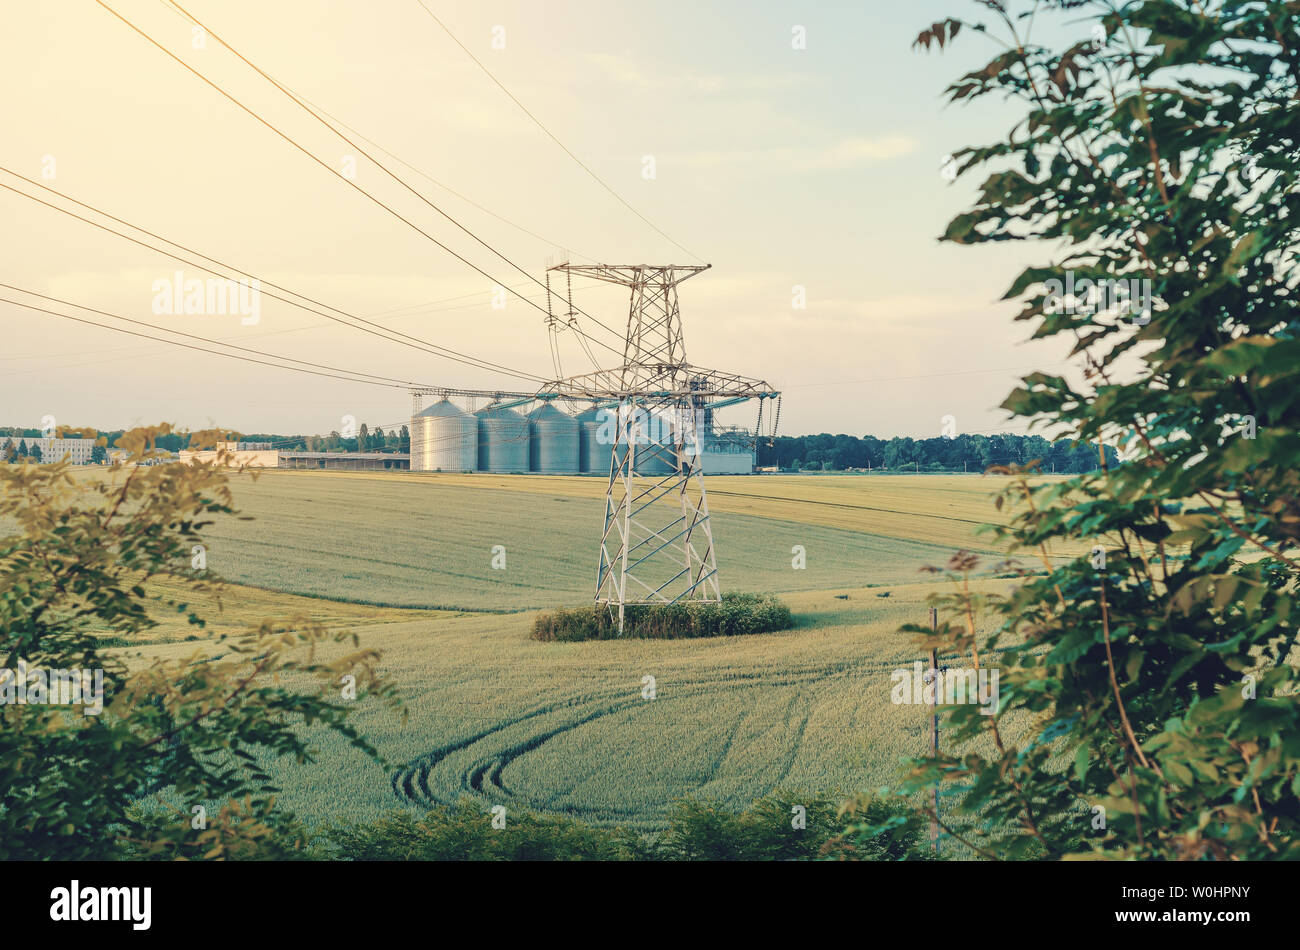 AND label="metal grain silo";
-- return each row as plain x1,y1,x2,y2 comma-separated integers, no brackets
578,406,641,475
635,446,675,475
576,406,678,476
576,407,607,474
475,403,529,472
527,403,579,474
411,398,477,472
634,412,675,475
